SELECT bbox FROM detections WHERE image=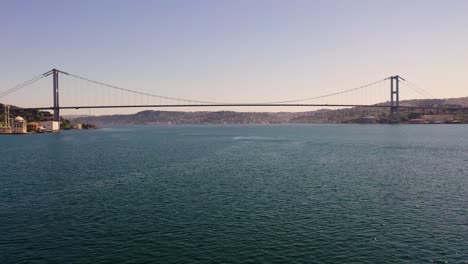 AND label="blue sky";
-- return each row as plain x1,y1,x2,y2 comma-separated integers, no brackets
1,0,468,113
